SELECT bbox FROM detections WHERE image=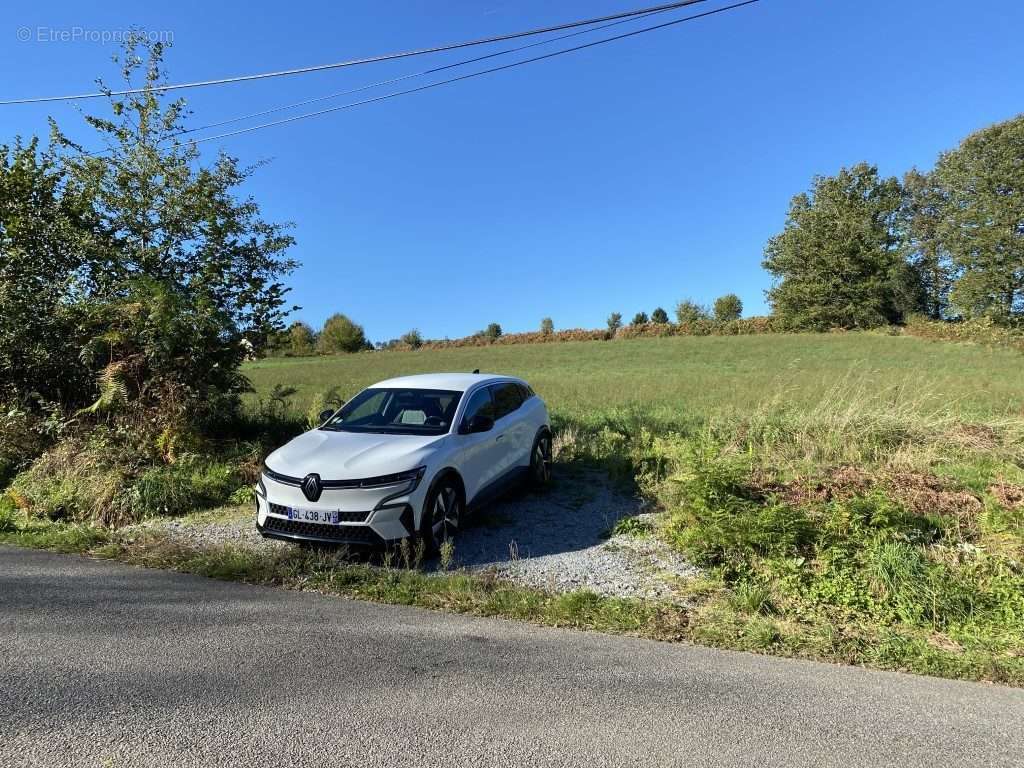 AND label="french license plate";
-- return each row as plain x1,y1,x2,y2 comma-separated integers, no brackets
287,507,340,525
